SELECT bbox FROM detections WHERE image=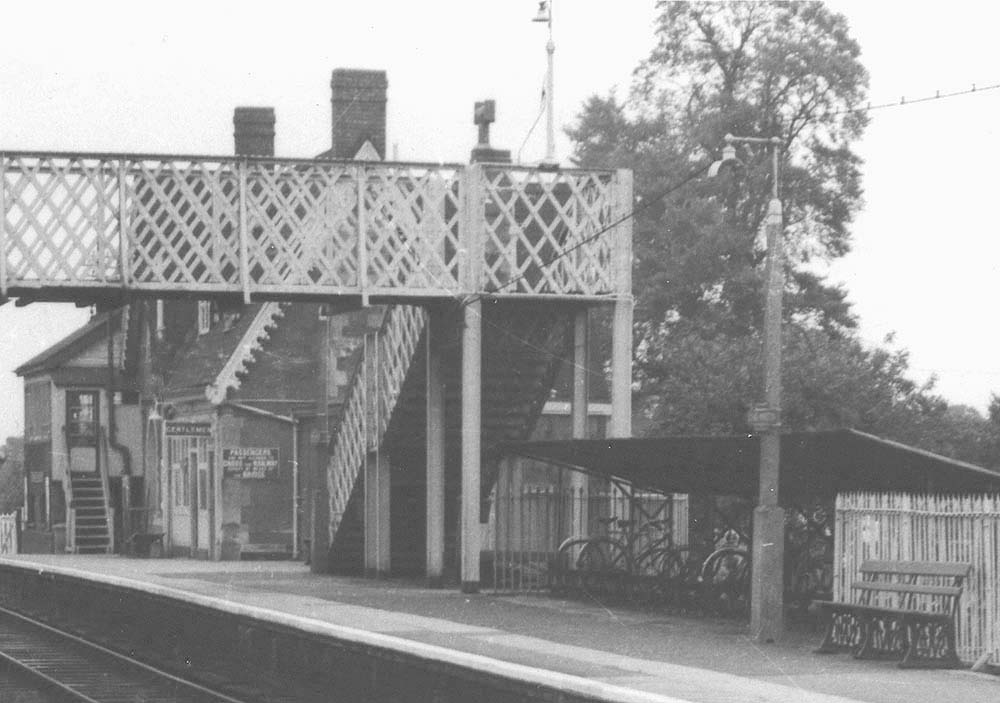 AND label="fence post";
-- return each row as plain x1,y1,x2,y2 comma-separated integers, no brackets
0,155,7,298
